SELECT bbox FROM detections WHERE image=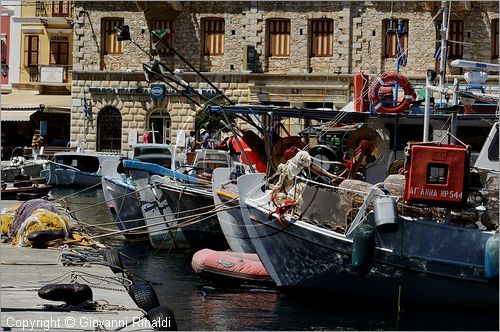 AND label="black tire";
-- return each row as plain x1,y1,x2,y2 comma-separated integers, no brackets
102,248,124,273
147,306,177,331
129,283,160,313
16,192,45,201
309,145,340,174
